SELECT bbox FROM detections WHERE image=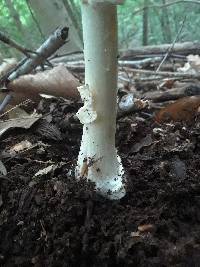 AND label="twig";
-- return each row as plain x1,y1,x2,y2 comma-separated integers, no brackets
49,50,83,60
120,41,200,59
143,83,200,102
0,95,12,113
0,99,32,118
122,67,200,80
156,16,186,72
0,31,32,57
0,27,69,113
